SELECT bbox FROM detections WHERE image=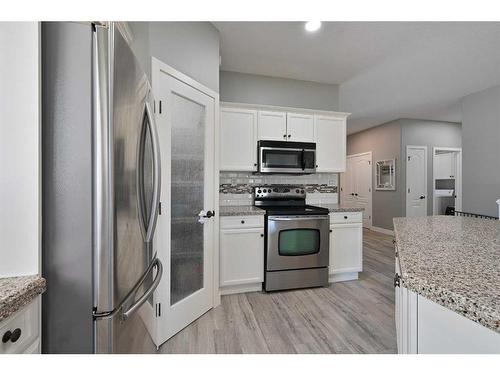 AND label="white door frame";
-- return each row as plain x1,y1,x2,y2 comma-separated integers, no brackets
406,145,428,217
344,151,373,228
151,58,220,344
432,147,462,214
